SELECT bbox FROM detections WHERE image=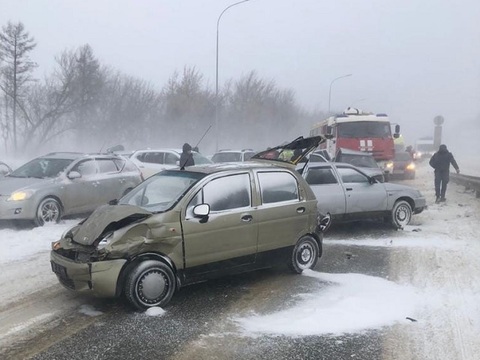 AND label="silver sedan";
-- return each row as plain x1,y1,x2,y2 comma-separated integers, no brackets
303,162,426,230
0,152,143,226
